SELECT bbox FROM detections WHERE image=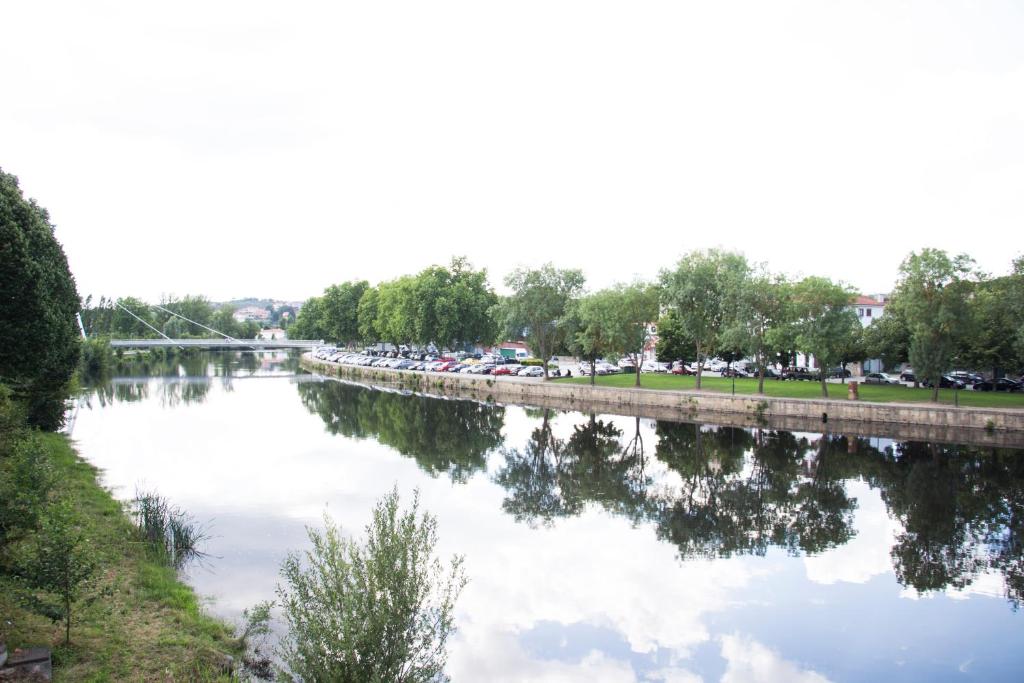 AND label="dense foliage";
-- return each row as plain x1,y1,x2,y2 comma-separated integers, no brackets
80,294,262,341
498,264,585,379
294,248,1023,401
275,488,466,682
0,169,81,429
